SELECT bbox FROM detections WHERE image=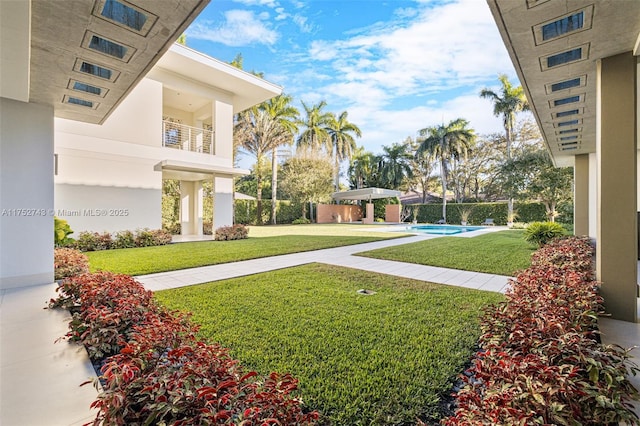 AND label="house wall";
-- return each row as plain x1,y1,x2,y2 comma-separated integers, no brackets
55,79,164,233
0,98,54,289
